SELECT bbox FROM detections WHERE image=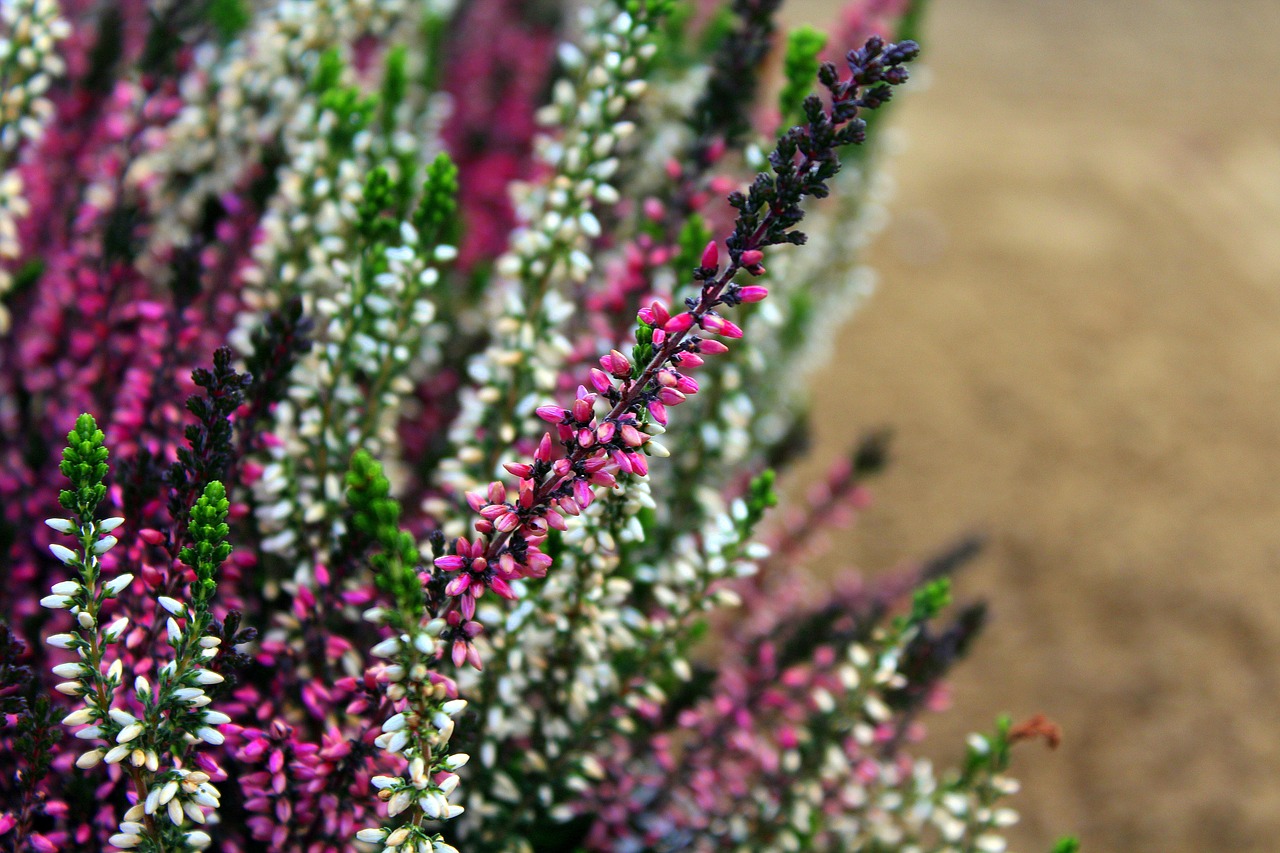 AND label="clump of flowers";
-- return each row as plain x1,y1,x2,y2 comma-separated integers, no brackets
0,1,1076,851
